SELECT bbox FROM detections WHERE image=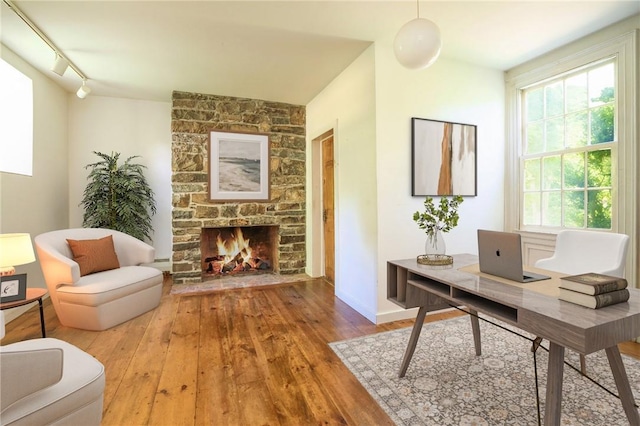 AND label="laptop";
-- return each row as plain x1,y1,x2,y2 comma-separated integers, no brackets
477,229,551,283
